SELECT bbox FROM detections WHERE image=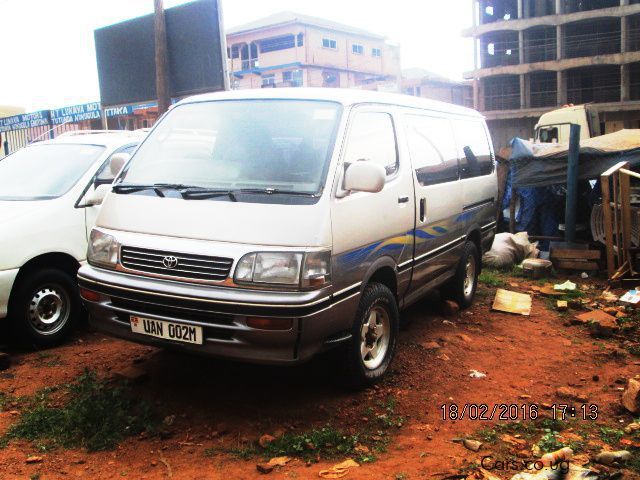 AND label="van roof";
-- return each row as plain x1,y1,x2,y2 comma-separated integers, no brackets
178,88,482,118
35,130,146,149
